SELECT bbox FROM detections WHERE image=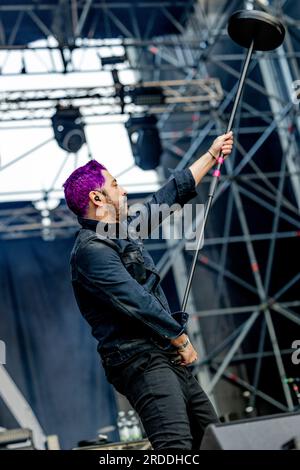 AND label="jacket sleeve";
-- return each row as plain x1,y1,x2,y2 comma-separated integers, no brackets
76,239,189,339
129,168,198,236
